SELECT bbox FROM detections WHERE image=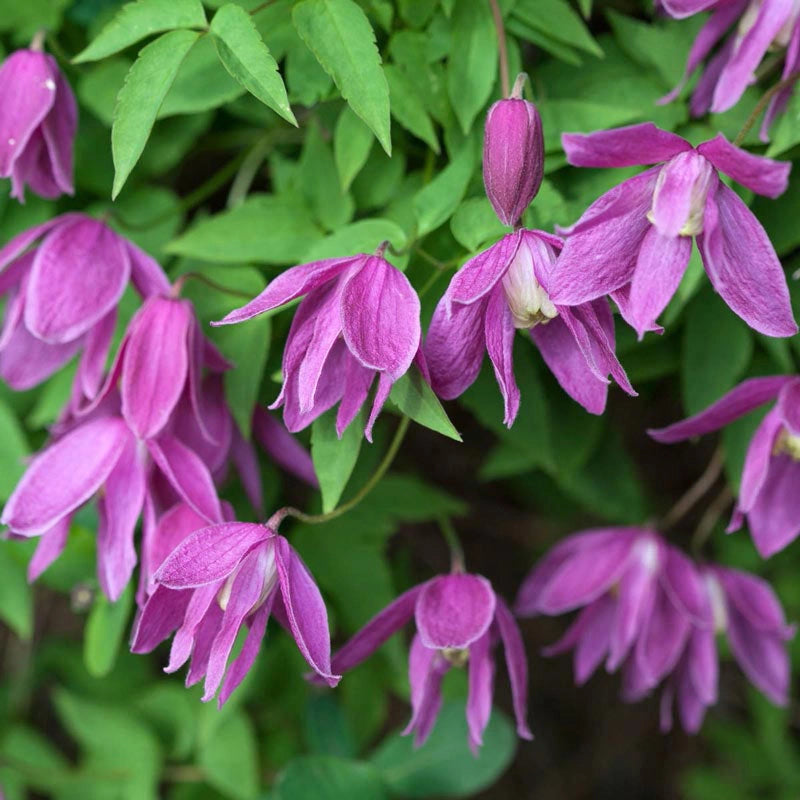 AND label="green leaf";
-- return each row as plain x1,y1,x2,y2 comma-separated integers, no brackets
83,583,134,678
413,136,477,236
111,29,200,198
0,545,32,639
292,0,392,154
389,370,462,441
450,197,506,251
370,702,516,797
384,64,439,153
334,105,374,191
73,0,207,63
276,756,388,800
682,289,754,415
446,0,497,134
198,711,260,800
210,3,296,124
312,408,364,513
167,193,322,264
304,695,357,758
0,397,29,501
301,218,408,266
513,0,602,58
